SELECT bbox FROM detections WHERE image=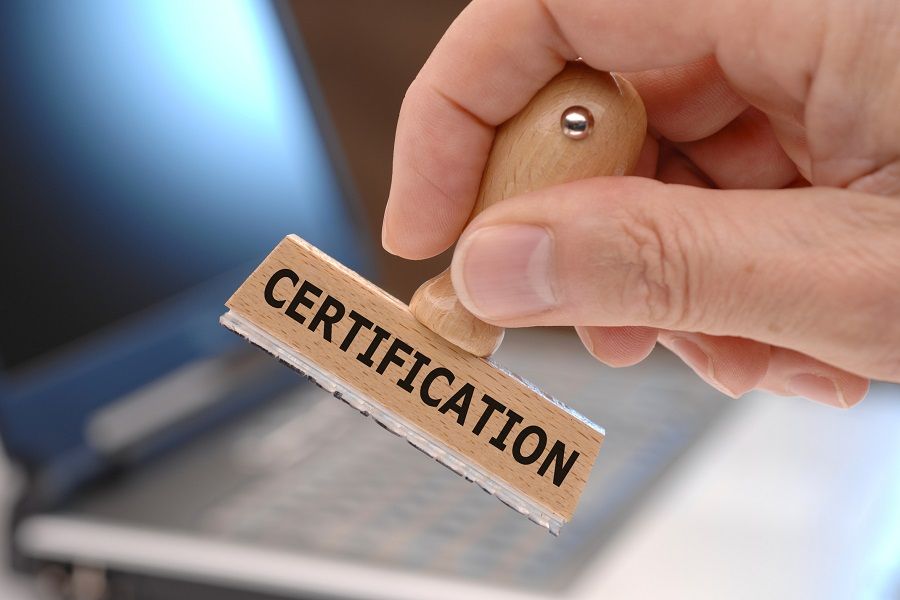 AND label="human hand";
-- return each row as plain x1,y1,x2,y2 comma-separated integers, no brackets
382,0,900,407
